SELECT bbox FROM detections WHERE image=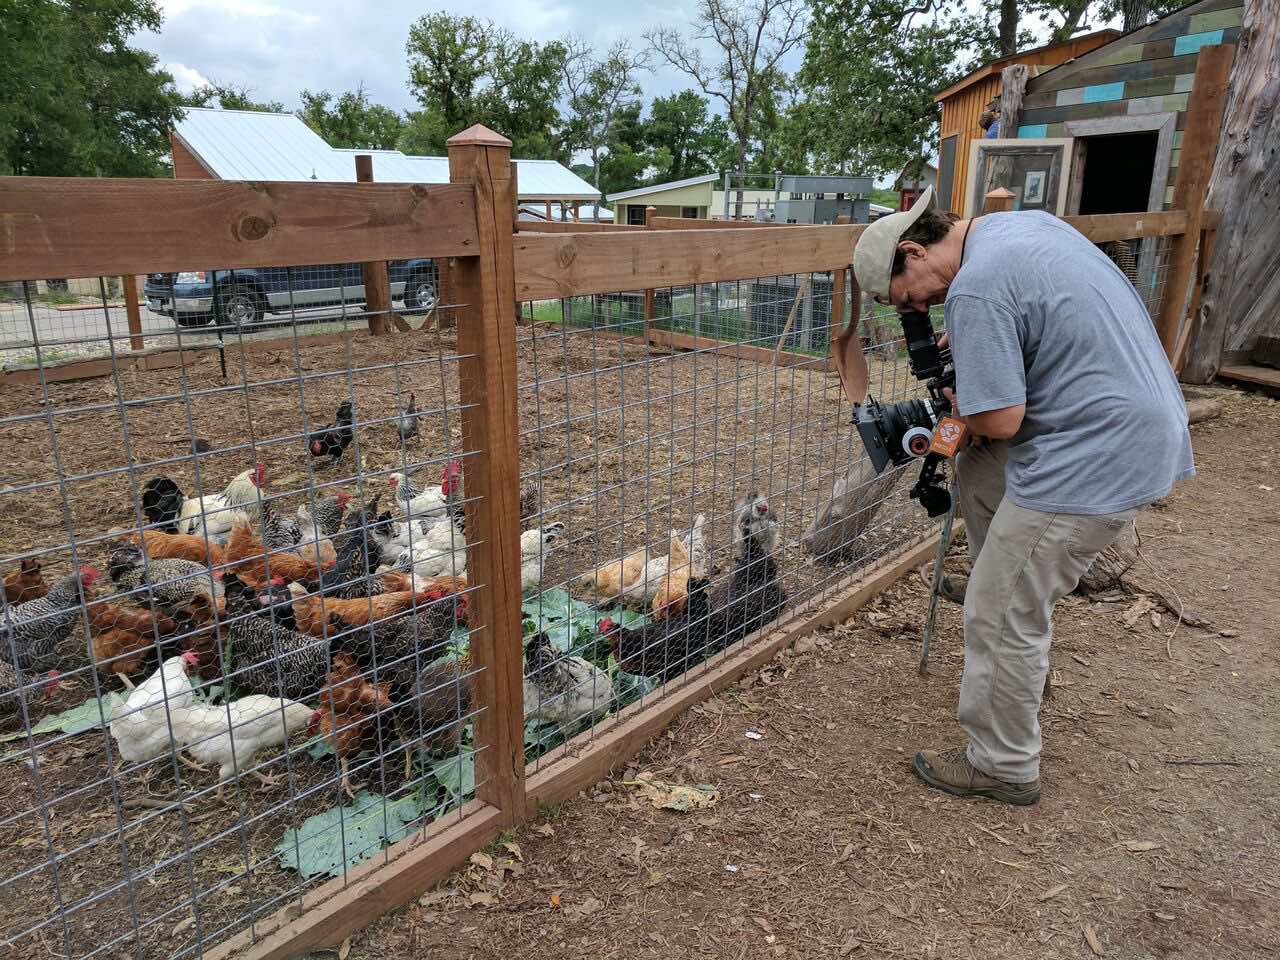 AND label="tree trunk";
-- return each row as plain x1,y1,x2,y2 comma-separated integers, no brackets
999,0,1018,56
734,137,748,220
1122,0,1151,31
1183,1,1279,382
